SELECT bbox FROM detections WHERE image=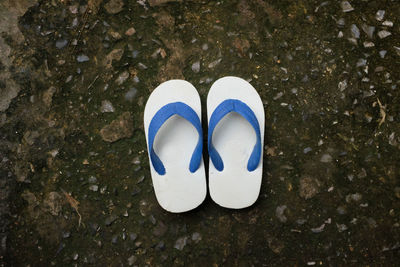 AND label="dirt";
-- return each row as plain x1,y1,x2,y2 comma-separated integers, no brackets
1,0,399,266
